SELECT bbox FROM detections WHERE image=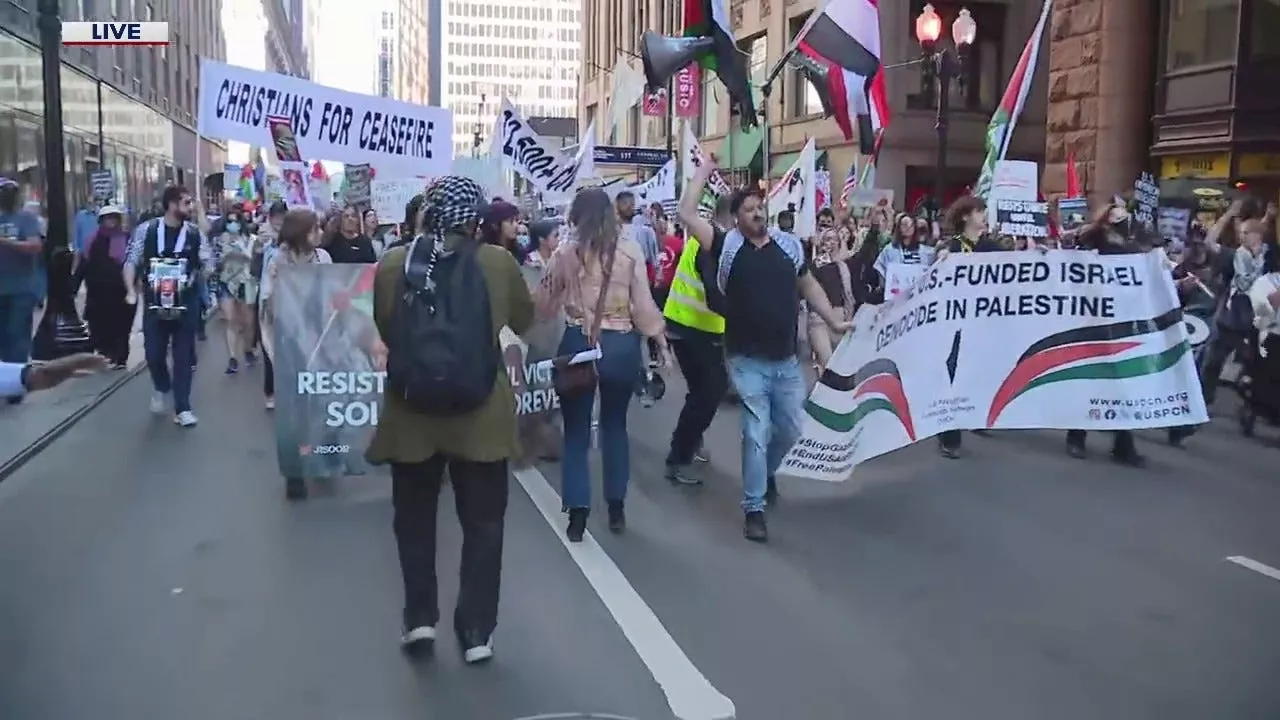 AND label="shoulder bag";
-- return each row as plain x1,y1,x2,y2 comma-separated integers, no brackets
552,245,616,399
